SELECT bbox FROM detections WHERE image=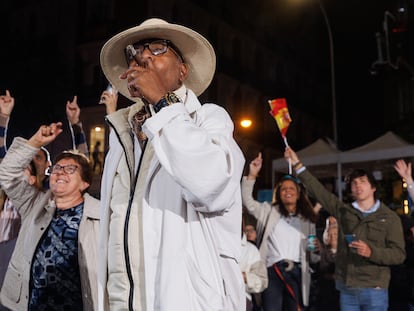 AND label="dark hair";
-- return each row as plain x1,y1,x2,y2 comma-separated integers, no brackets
346,169,377,199
54,150,92,193
28,160,37,177
274,175,318,223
